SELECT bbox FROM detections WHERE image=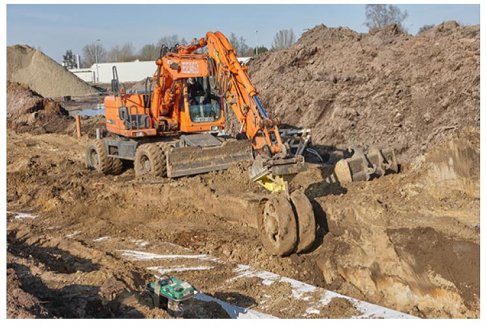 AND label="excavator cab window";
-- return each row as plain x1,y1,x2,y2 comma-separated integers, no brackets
186,77,221,123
